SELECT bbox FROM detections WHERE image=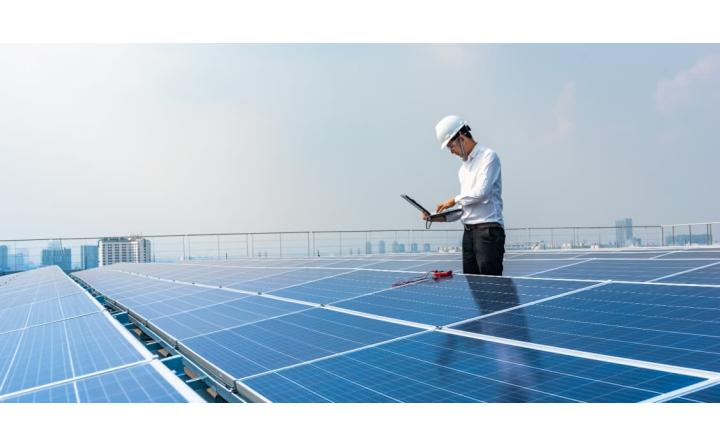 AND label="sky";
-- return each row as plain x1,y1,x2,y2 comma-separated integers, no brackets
1,44,719,239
